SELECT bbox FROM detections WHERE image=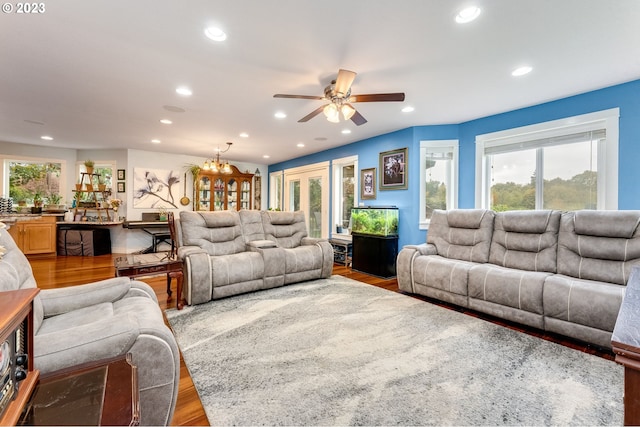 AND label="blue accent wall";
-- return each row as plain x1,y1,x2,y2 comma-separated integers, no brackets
270,79,640,249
